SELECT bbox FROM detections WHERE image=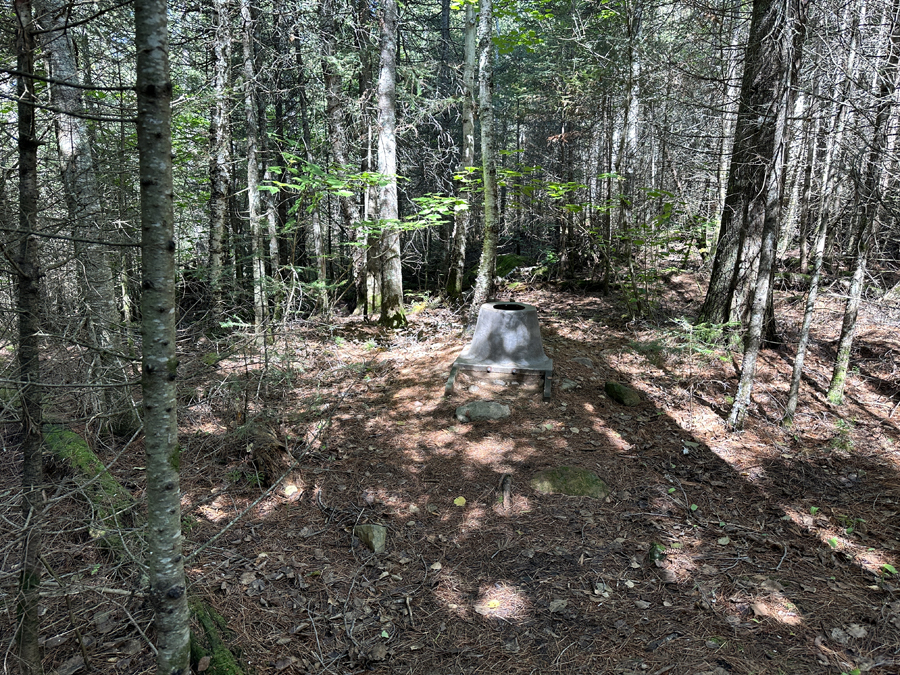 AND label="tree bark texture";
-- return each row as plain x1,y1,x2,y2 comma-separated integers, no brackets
376,0,406,328
469,0,499,325
209,0,232,321
699,0,804,331
727,0,809,430
14,0,43,671
242,0,268,342
134,0,191,668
